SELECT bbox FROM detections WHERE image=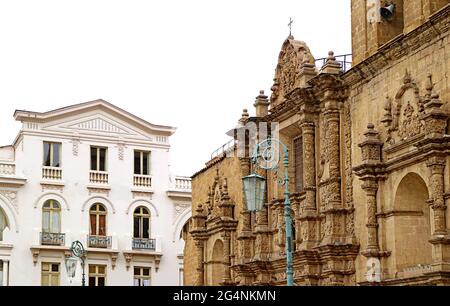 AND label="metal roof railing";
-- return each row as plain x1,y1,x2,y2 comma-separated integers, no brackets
315,54,352,73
